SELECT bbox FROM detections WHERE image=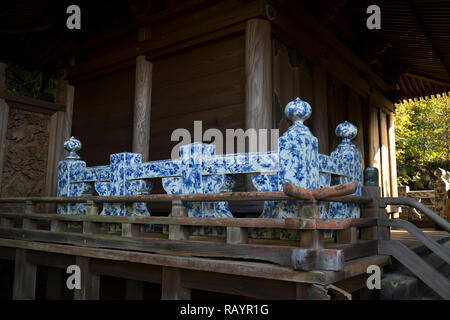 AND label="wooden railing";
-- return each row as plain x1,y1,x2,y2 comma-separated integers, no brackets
398,168,449,226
